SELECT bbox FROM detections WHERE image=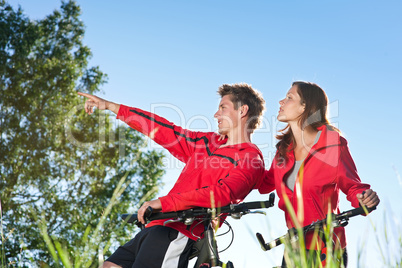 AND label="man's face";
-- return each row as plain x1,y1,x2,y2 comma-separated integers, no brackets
214,95,241,135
